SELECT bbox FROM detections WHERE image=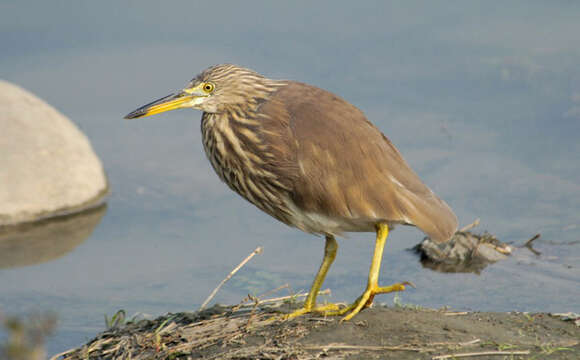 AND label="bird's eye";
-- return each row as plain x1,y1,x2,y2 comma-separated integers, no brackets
202,82,215,93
